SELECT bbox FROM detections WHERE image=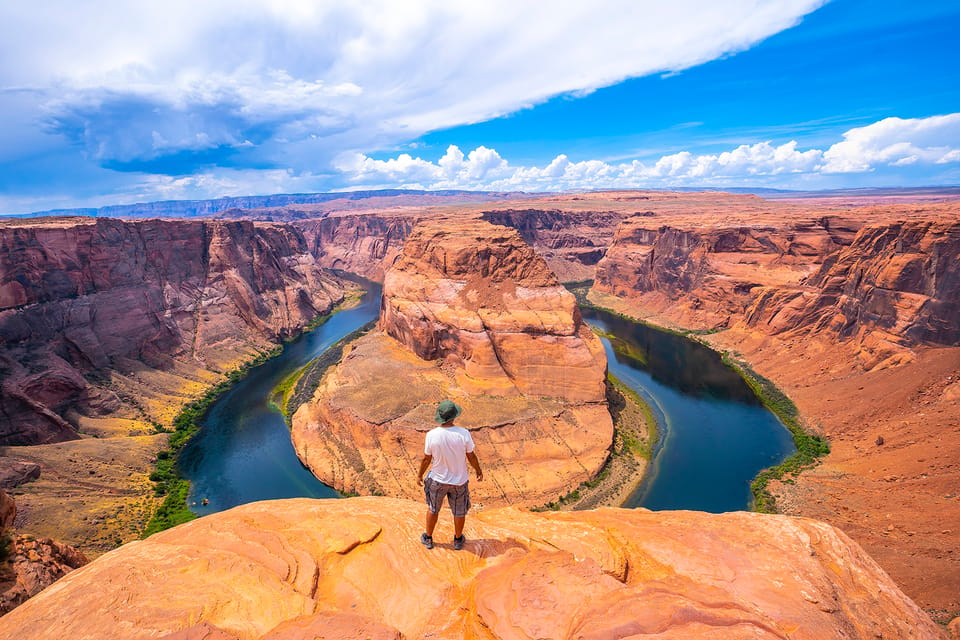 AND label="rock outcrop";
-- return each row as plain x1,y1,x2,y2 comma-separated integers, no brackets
0,497,944,639
744,220,960,366
0,489,88,615
380,220,607,402
0,458,40,489
292,220,611,507
0,489,13,531
0,217,345,445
